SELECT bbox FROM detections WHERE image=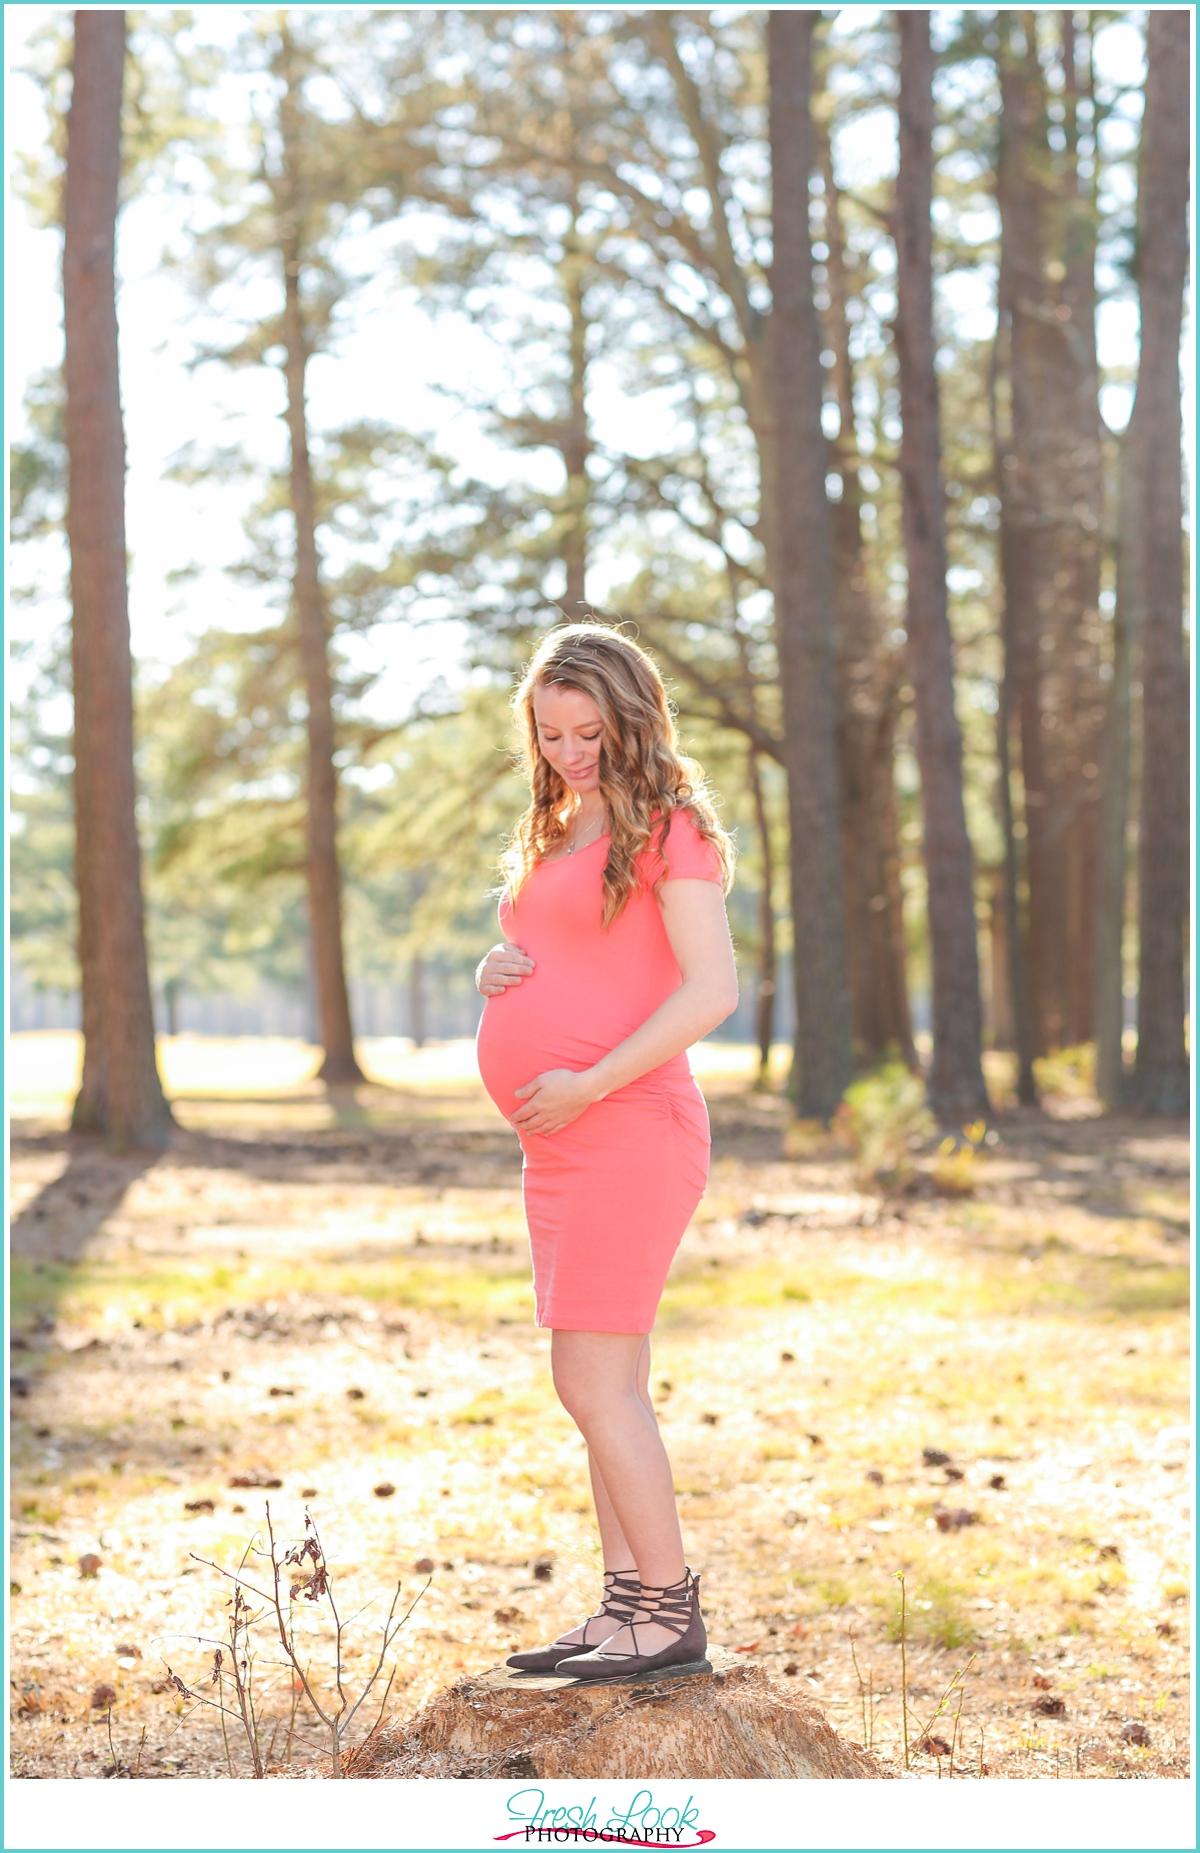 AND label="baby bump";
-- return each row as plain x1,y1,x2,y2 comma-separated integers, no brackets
476,986,634,1118
520,1069,709,1175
